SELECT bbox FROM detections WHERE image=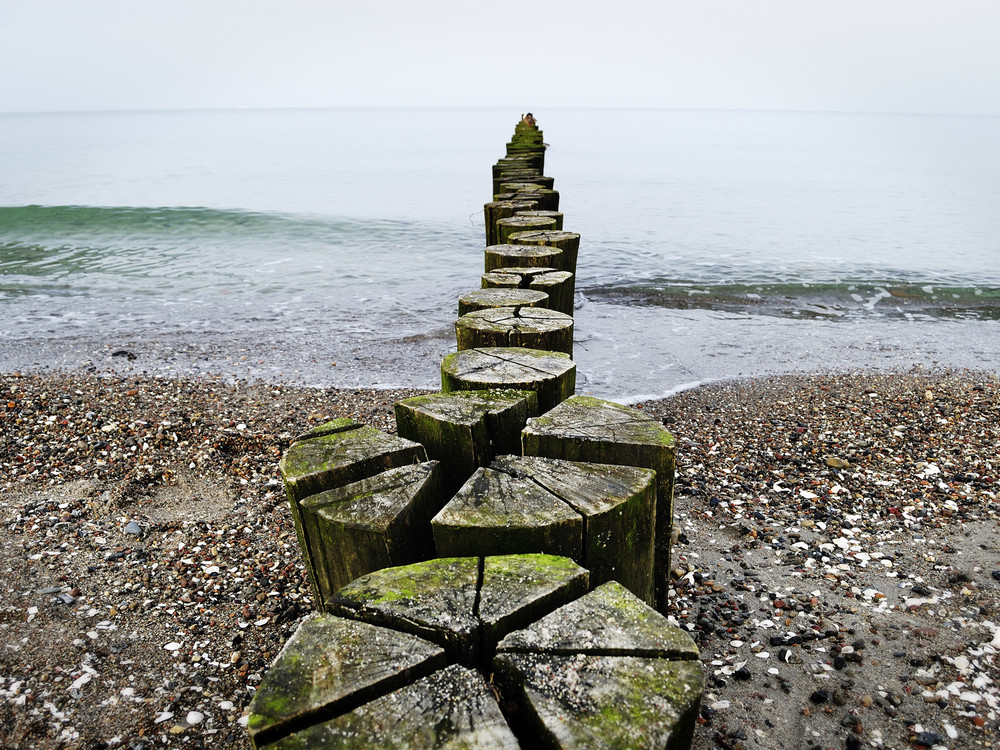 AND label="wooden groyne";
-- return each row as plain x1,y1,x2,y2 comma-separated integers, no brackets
250,116,703,748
